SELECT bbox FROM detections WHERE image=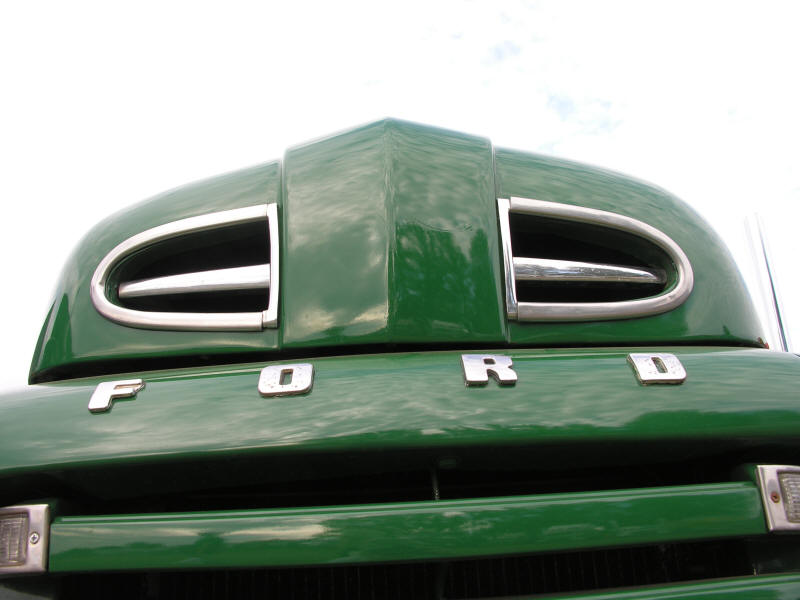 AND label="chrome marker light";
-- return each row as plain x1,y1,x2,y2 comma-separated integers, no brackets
0,504,49,576
756,465,800,532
